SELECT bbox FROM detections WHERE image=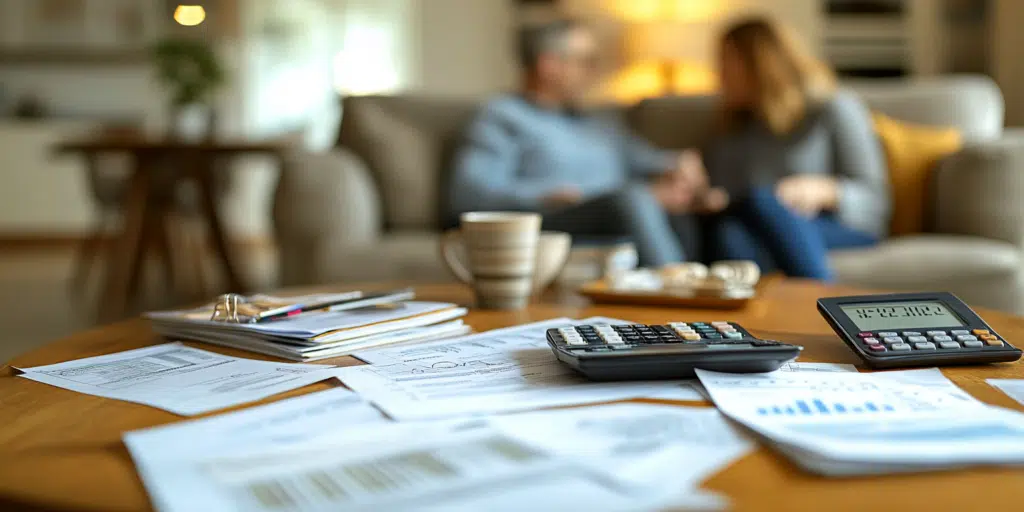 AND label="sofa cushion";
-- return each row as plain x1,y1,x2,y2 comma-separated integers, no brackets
830,234,1020,286
849,75,1003,143
626,95,717,150
872,113,963,235
337,96,478,230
